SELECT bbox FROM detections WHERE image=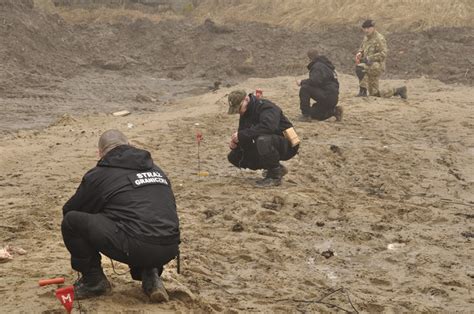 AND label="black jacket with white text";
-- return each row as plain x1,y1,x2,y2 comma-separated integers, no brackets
63,145,180,245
